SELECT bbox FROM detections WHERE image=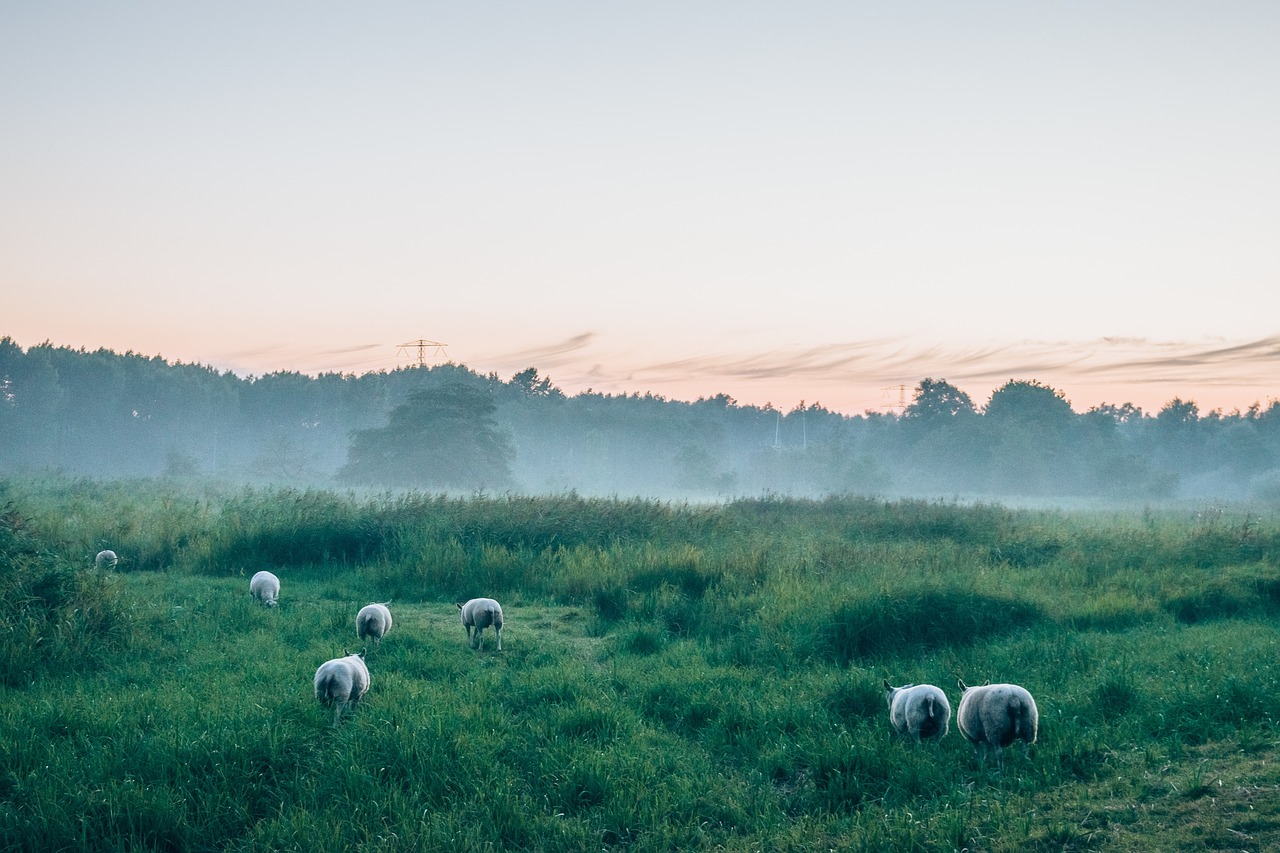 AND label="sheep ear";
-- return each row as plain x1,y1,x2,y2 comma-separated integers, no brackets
883,679,893,691
359,647,367,658
455,602,463,611
957,678,968,691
